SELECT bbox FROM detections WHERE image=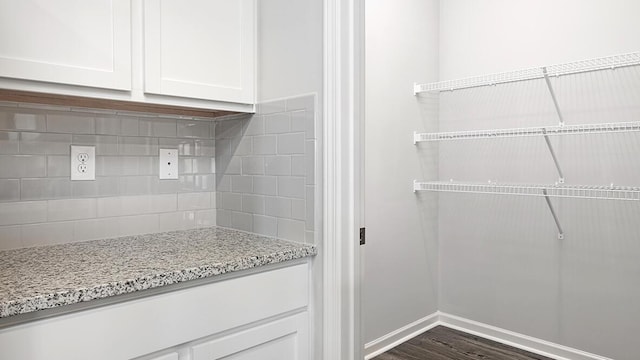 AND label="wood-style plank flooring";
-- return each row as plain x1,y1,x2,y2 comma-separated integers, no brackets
373,326,555,360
